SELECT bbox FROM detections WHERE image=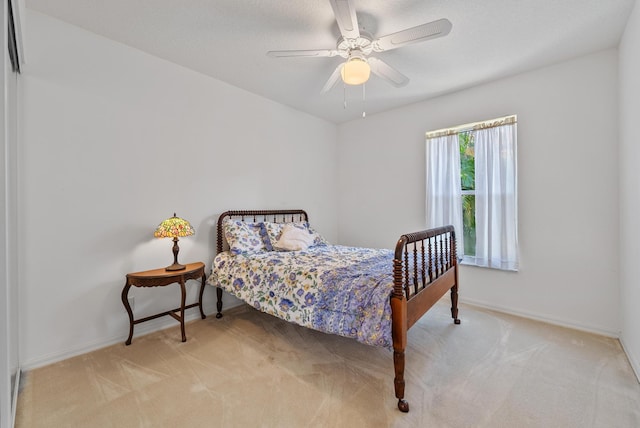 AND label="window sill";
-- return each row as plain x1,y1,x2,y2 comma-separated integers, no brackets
460,256,518,272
